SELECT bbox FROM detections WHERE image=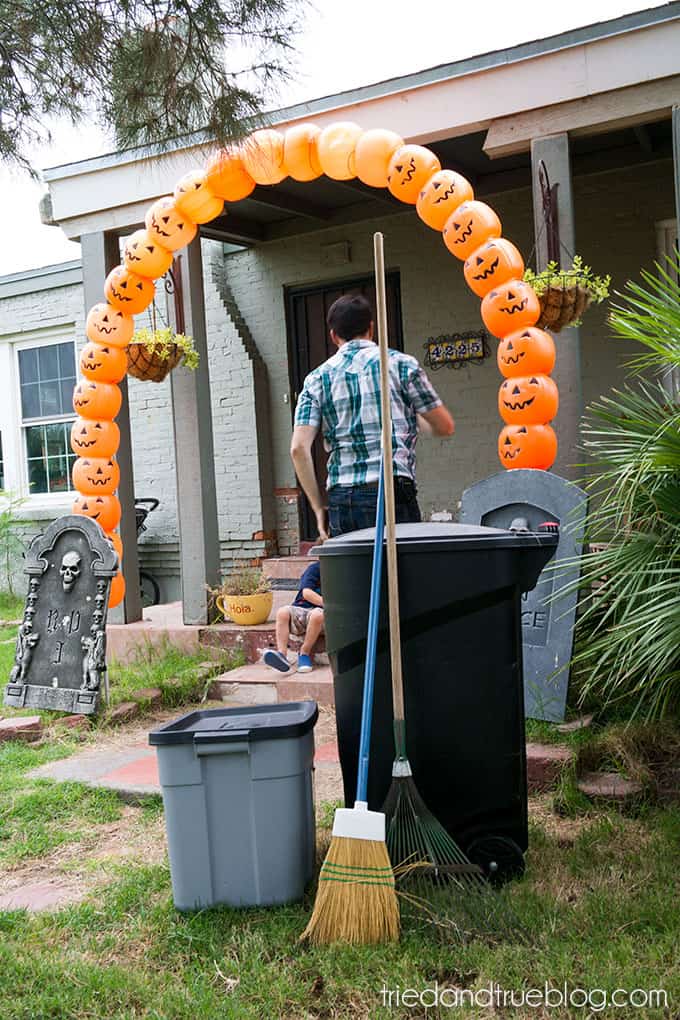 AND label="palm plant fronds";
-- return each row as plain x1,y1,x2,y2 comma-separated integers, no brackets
558,257,680,723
